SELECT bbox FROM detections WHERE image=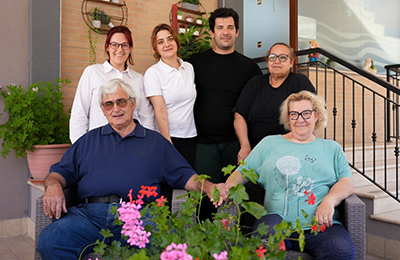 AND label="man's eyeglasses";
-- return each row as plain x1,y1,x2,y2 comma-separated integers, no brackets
288,110,315,120
109,42,130,50
102,98,132,111
267,54,291,62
